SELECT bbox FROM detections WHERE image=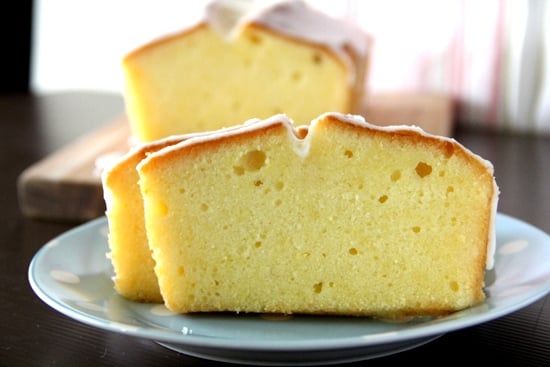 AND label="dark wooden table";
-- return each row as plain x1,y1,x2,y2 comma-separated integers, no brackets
1,92,549,366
